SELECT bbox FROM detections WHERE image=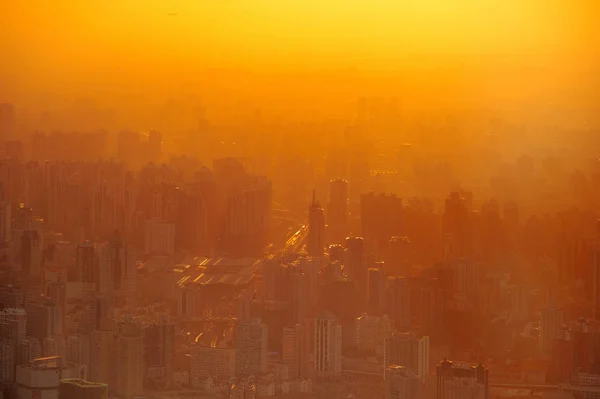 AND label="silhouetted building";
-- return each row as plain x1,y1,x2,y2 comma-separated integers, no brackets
307,192,325,259
361,192,403,250
314,311,342,378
